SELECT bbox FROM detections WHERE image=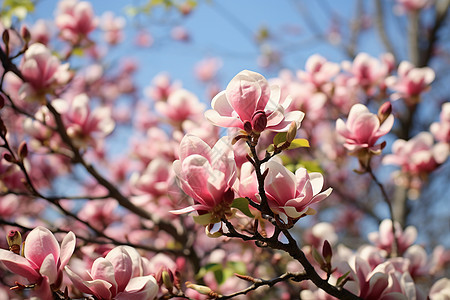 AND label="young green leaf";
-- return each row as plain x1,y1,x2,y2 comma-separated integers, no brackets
231,198,254,218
